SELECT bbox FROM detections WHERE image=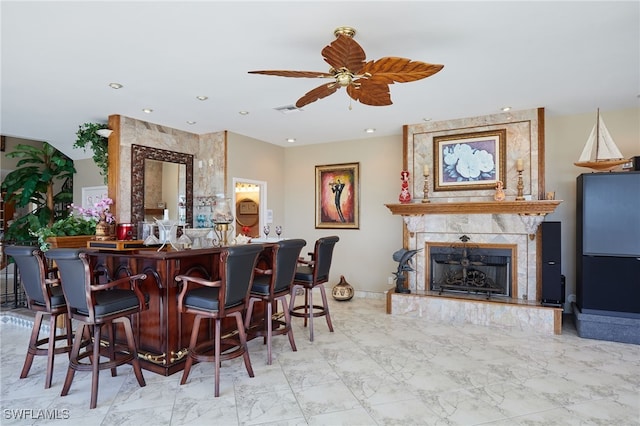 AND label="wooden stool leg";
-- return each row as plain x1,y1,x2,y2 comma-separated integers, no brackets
244,298,255,330
45,313,58,388
266,300,273,364
234,312,254,378
308,288,314,342
280,296,297,352
90,324,101,409
304,289,310,328
180,315,202,385
61,324,85,397
319,284,334,332
20,311,43,380
214,318,221,397
121,317,146,387
65,316,73,351
289,285,299,318
108,323,117,377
